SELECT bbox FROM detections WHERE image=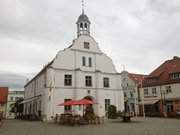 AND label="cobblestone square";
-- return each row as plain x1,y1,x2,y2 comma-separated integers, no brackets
0,117,180,135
